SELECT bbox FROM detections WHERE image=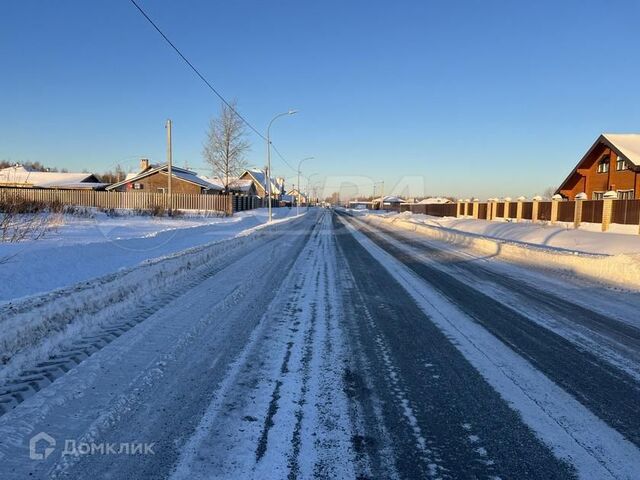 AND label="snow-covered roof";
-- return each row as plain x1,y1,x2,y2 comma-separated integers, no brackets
556,133,640,195
201,177,254,192
243,169,282,195
0,165,104,189
106,165,222,191
380,195,404,203
418,197,453,204
602,133,640,166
